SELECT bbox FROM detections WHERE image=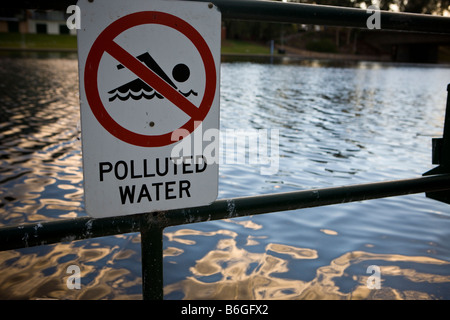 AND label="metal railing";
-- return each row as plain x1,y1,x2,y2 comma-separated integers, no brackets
2,0,450,300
